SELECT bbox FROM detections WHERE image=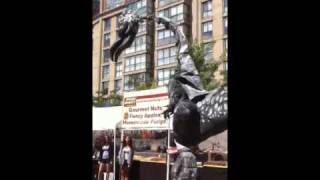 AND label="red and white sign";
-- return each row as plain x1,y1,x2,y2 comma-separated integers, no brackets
122,87,170,130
